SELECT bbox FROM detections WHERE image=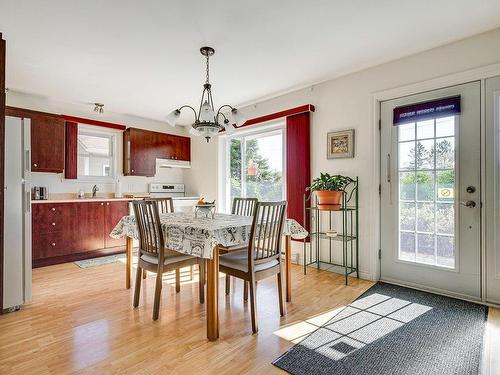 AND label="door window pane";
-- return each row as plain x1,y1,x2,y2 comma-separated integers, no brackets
400,203,415,231
399,232,415,262
417,120,434,139
227,129,284,208
229,139,242,202
397,117,456,268
416,171,434,201
399,172,416,200
398,123,415,142
244,134,283,201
